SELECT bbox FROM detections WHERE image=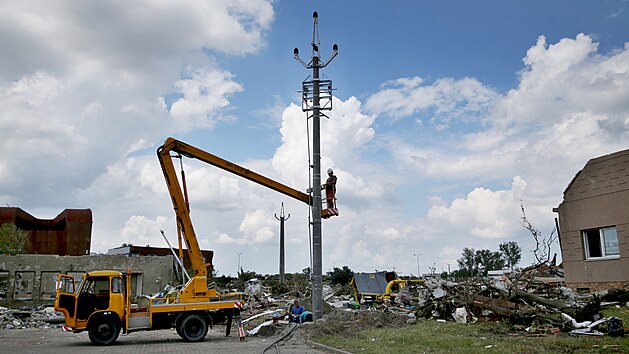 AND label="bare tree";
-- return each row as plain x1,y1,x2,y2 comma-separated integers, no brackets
520,201,558,265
